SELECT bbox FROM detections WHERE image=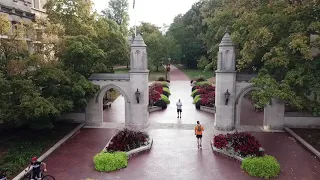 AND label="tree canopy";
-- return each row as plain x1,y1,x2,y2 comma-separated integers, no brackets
0,0,130,129
168,0,320,114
